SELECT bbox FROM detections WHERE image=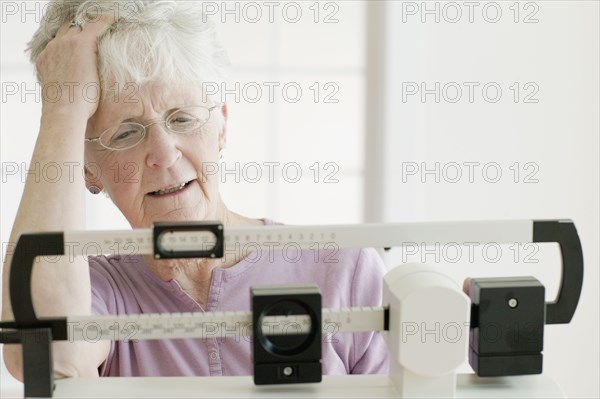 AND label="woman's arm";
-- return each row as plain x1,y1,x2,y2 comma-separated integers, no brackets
1,16,115,381
349,248,390,374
